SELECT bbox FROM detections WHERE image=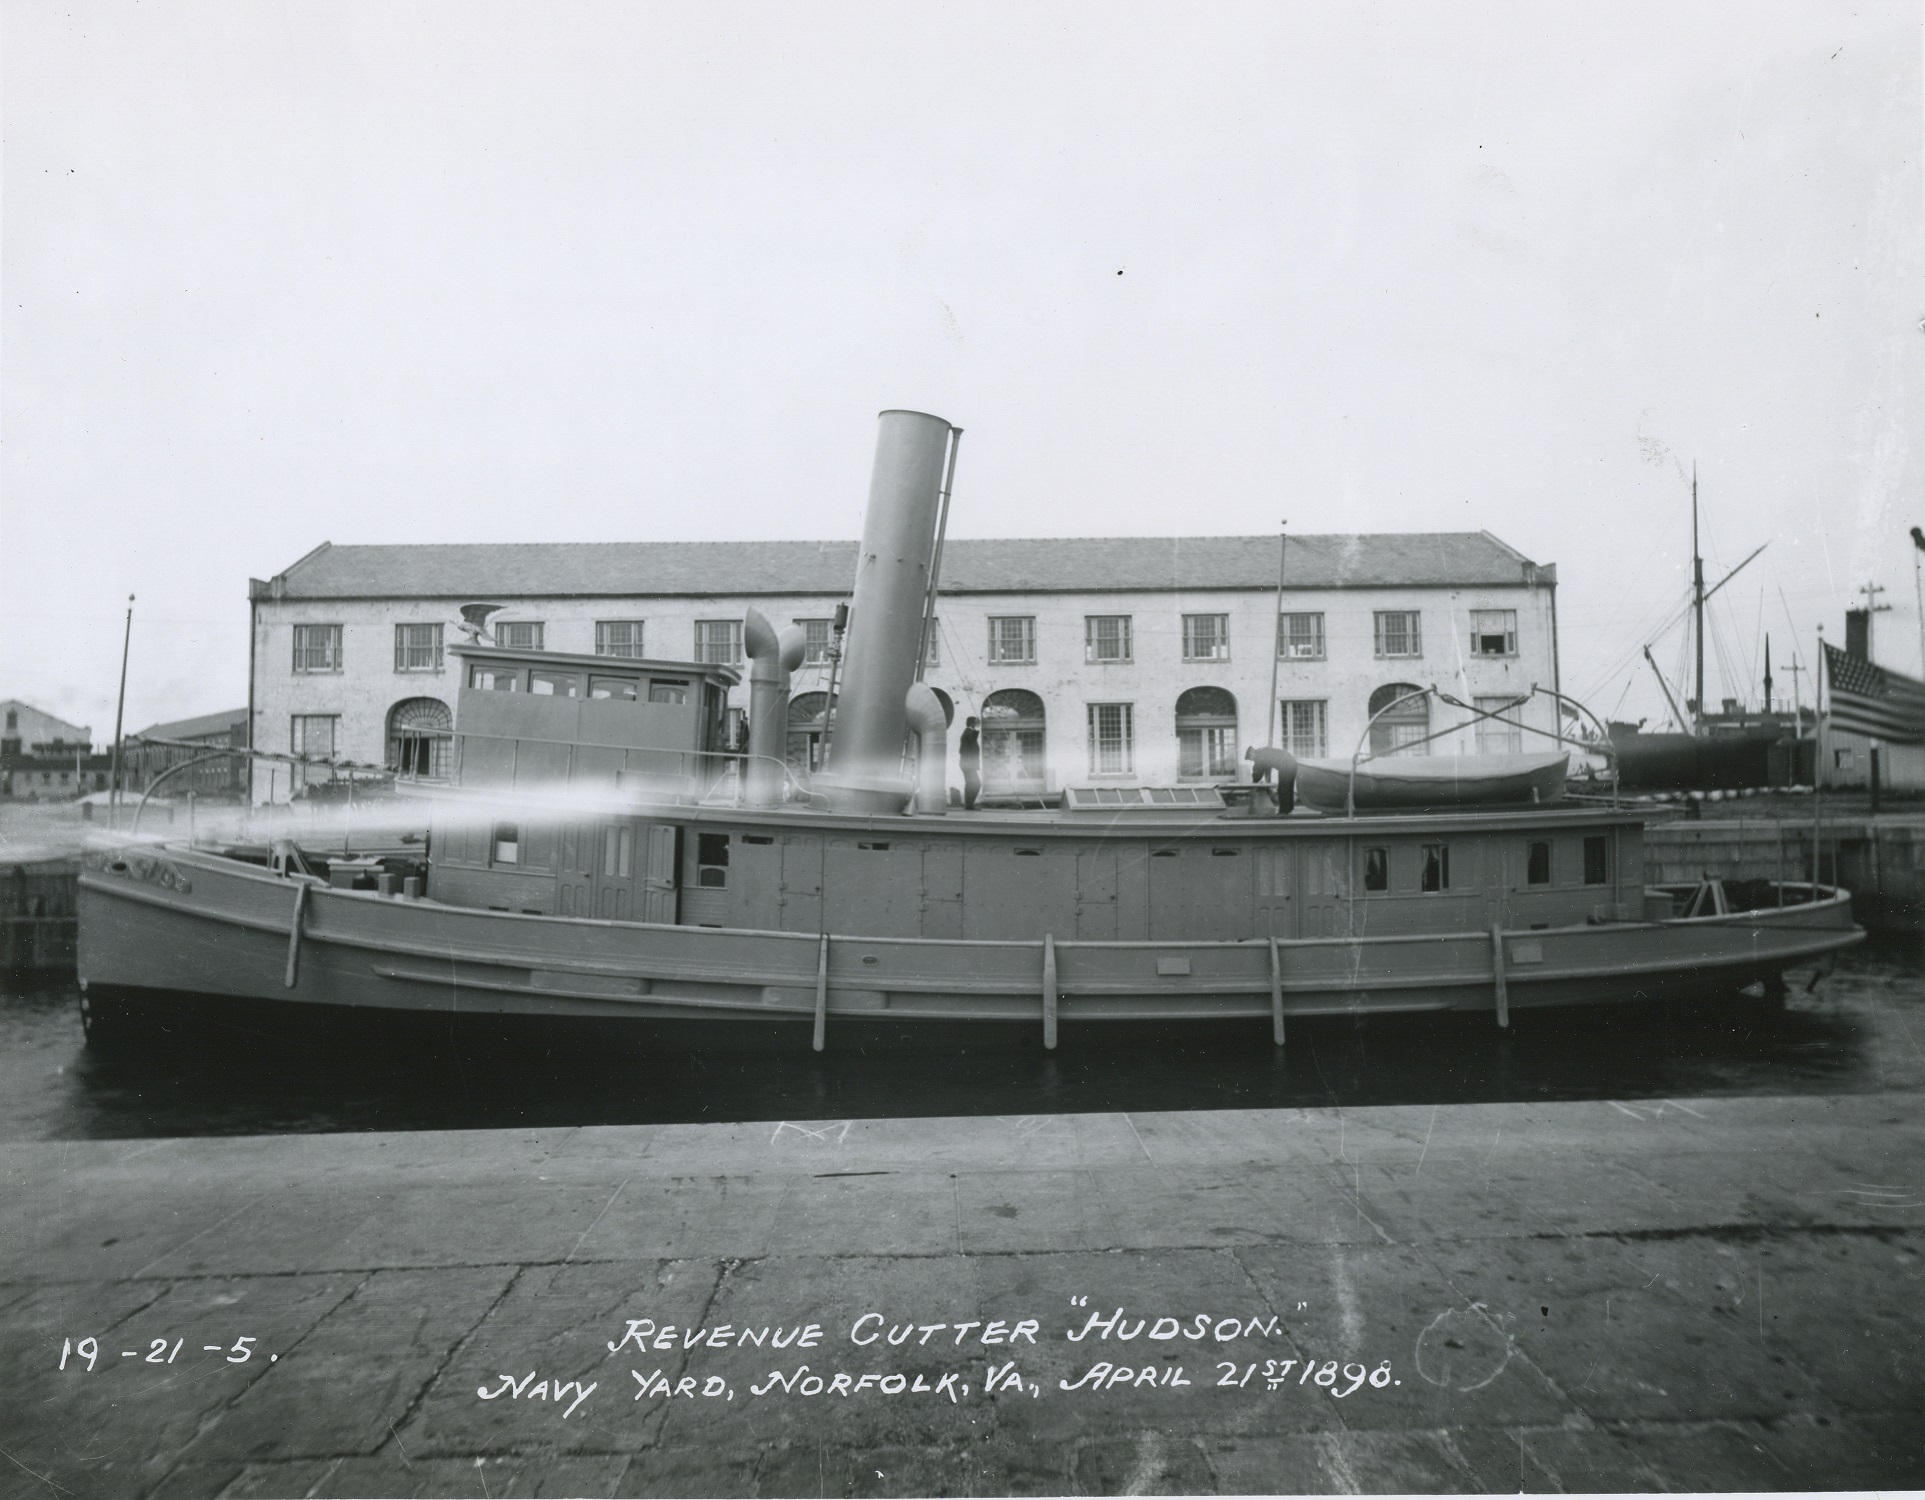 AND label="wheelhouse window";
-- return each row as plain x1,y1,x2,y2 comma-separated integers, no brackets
394,623,444,673
1279,612,1325,659
695,620,743,666
648,679,690,705
1527,841,1551,885
1175,687,1238,779
492,822,520,865
1373,611,1422,658
496,621,544,651
469,665,521,691
1085,615,1132,664
697,832,730,888
1087,702,1134,775
1475,695,1524,754
1421,844,1450,892
1280,699,1327,758
1470,609,1518,657
989,616,1036,665
1583,835,1610,886
292,624,342,674
595,620,645,658
1363,847,1389,892
589,675,639,701
798,618,834,665
1182,614,1229,662
530,670,581,697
